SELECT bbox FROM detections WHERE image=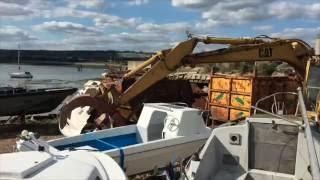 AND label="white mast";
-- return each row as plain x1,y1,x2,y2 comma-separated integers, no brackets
18,44,21,70
315,34,320,56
